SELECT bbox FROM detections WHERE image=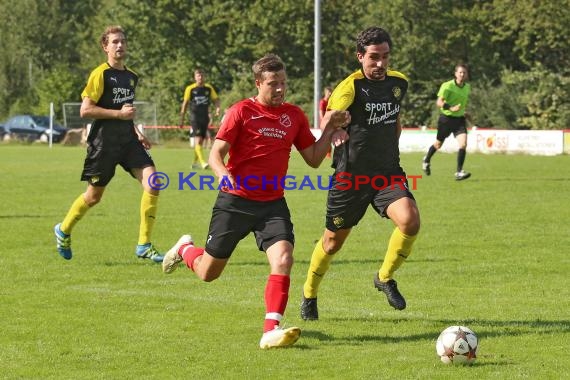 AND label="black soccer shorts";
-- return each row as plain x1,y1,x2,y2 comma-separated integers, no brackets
190,116,210,139
81,137,154,186
325,171,415,231
205,192,295,259
436,115,467,142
